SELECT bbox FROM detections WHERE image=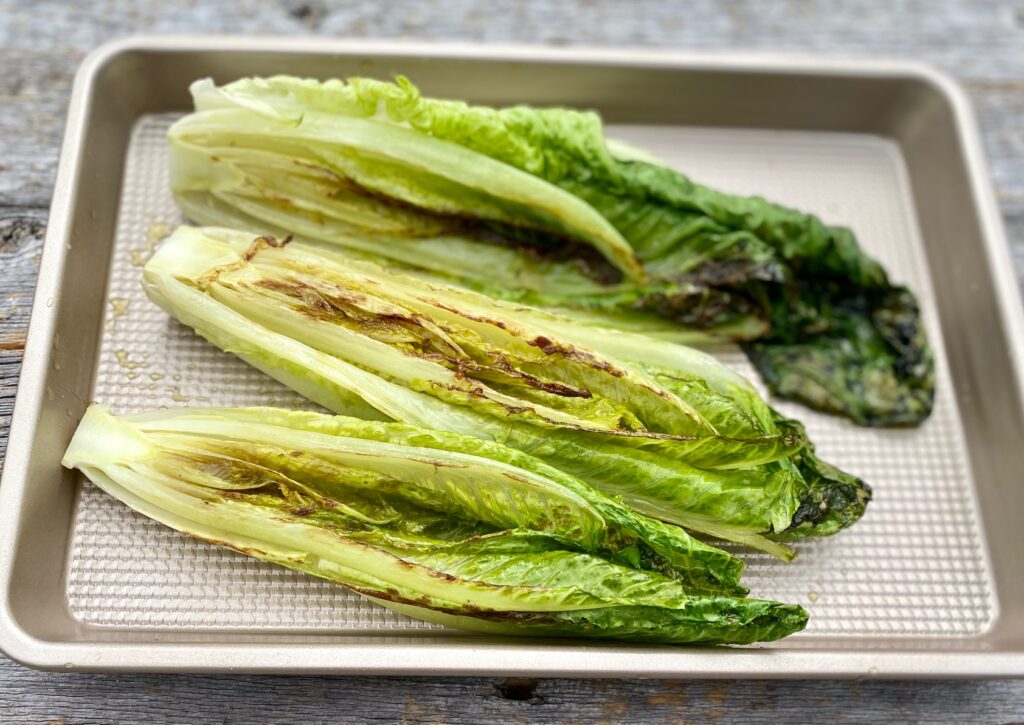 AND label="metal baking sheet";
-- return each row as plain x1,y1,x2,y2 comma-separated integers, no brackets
2,37,1023,677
